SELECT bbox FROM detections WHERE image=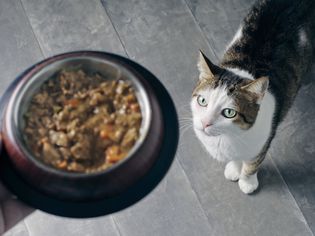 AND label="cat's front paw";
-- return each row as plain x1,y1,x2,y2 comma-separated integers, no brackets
238,173,258,194
224,161,241,181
